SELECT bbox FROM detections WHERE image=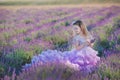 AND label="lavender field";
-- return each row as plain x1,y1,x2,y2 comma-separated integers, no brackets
0,5,120,80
